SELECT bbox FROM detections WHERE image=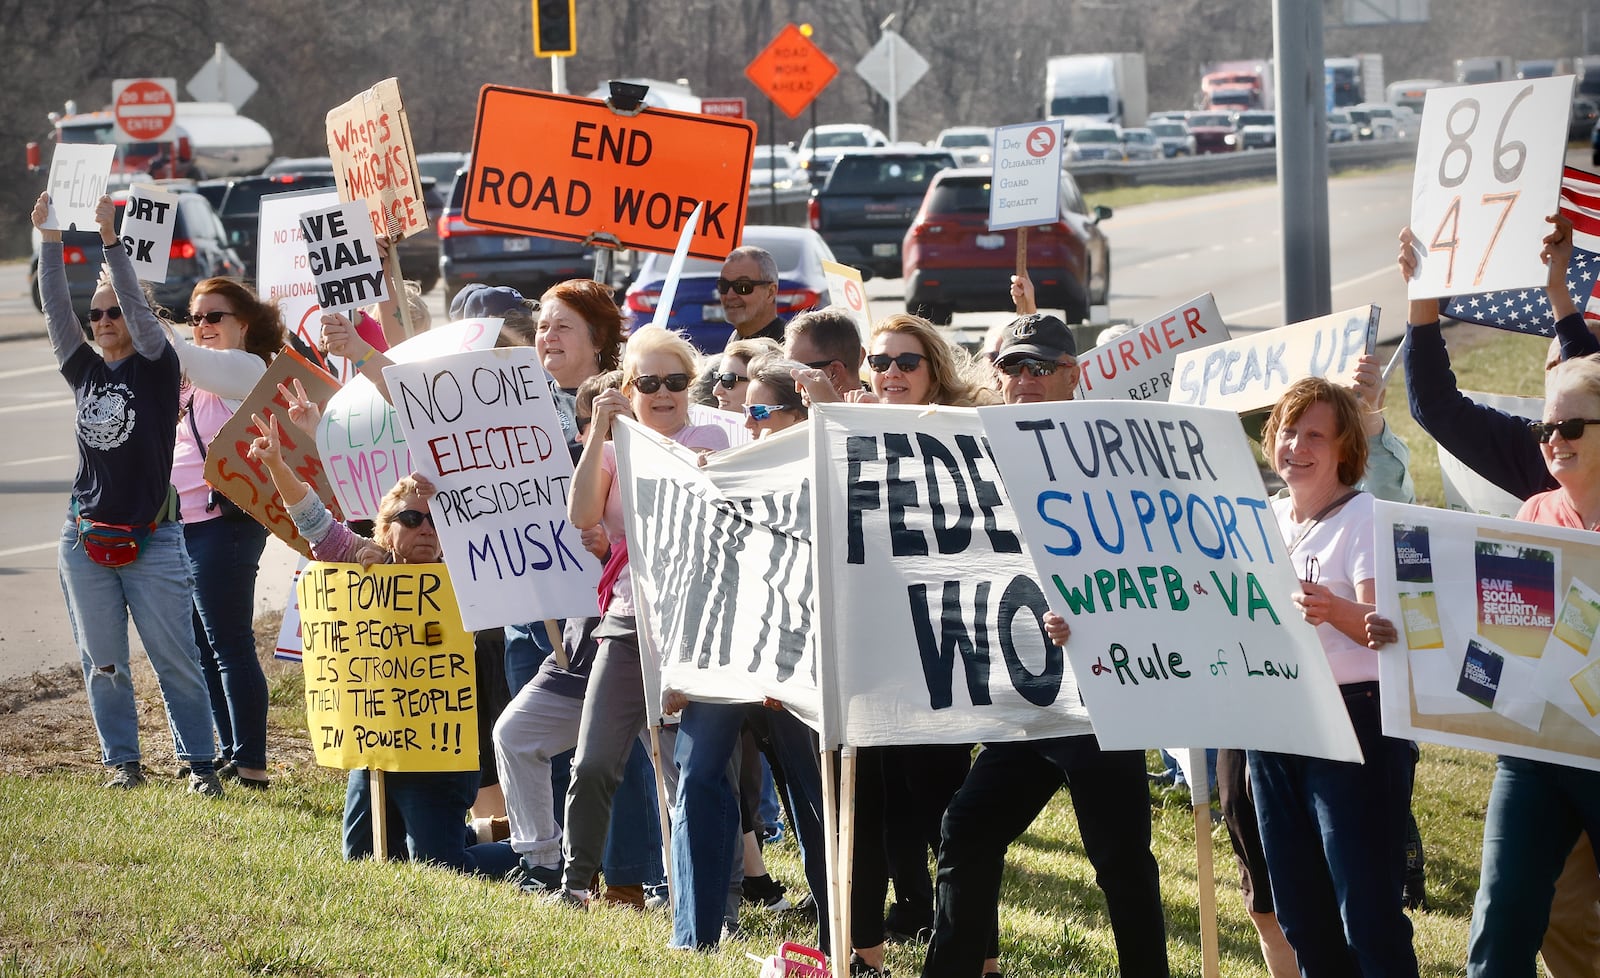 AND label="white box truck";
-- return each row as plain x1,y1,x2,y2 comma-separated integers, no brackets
1046,53,1148,135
